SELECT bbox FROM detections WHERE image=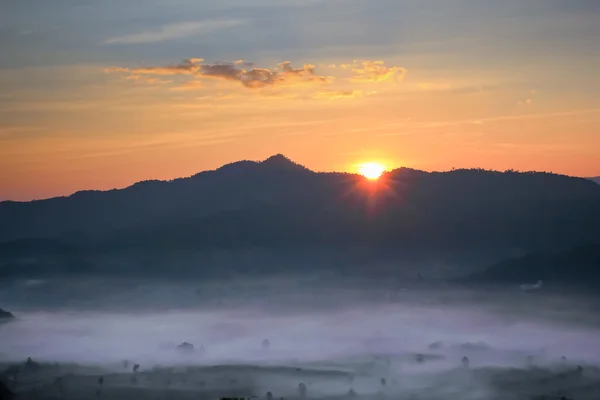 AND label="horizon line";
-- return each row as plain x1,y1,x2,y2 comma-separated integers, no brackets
1,154,598,203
